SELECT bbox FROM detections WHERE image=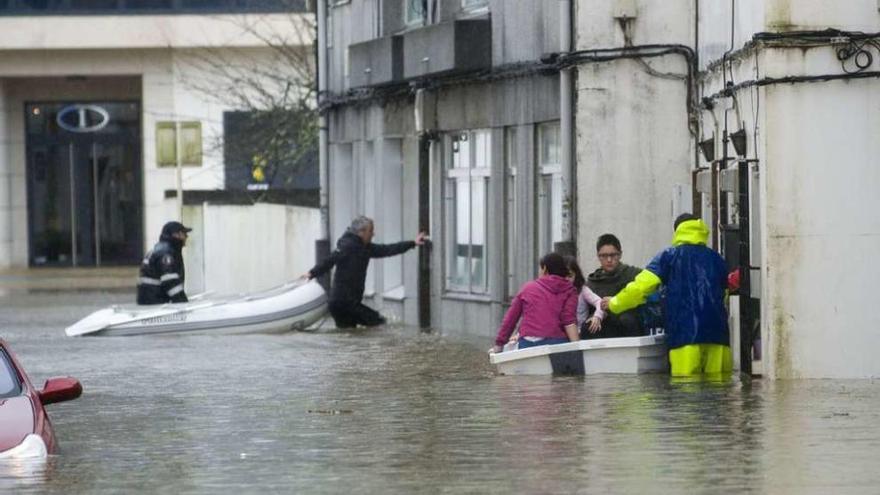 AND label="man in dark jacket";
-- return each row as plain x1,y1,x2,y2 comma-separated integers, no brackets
602,214,731,376
137,221,191,305
307,216,427,328
582,234,644,339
